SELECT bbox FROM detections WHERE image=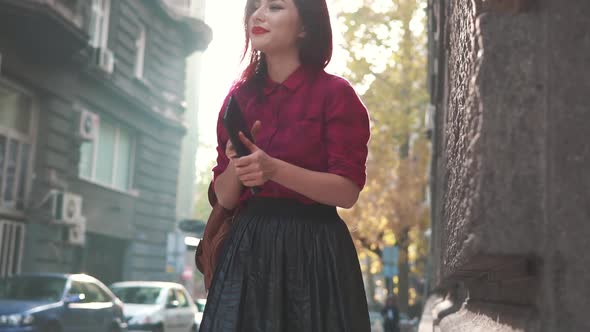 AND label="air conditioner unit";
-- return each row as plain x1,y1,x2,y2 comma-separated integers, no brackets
52,192,83,225
98,48,115,74
79,109,99,141
67,217,86,246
